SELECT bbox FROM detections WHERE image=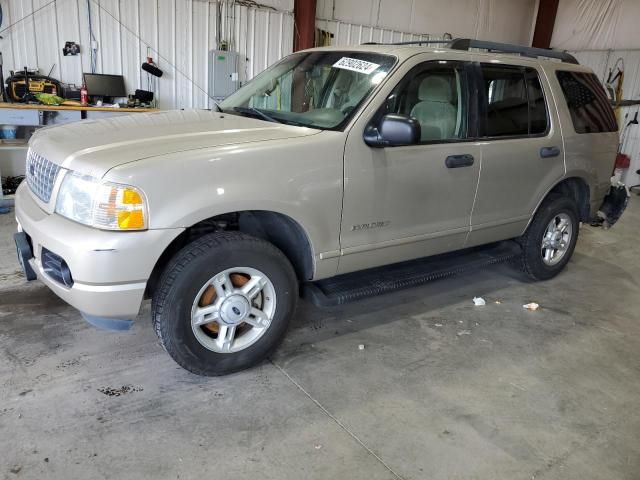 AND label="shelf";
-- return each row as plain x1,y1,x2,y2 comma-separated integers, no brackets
0,140,28,150
0,102,158,113
0,145,28,150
